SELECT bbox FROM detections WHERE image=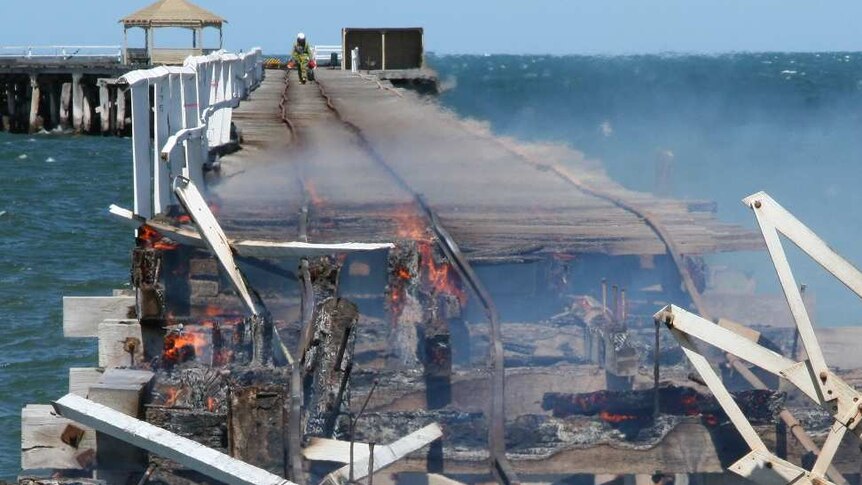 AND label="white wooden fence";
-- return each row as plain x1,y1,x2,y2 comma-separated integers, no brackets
122,48,264,219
